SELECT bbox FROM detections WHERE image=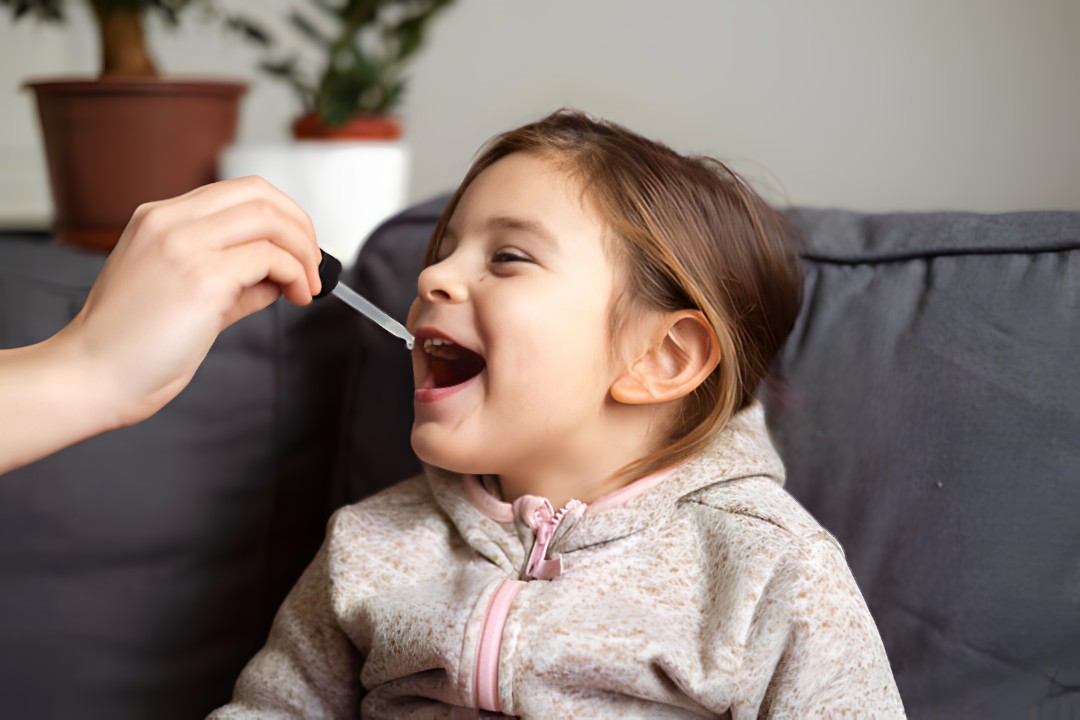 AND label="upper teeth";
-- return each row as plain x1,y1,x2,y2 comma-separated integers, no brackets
424,338,455,351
